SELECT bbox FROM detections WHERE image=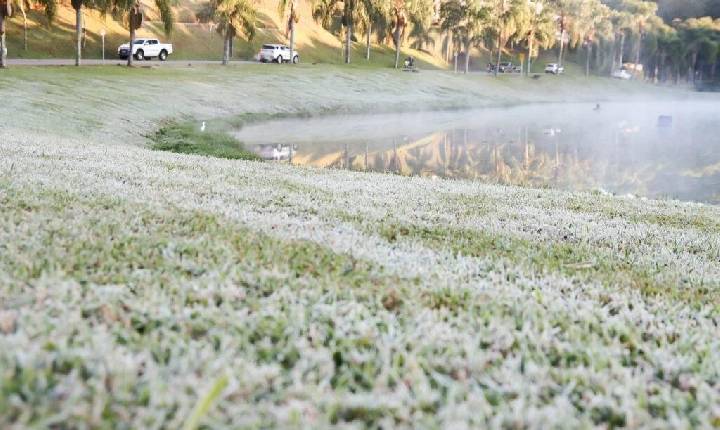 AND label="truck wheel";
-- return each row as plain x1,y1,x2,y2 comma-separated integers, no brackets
135,50,144,61
276,55,283,64
159,50,168,61
292,55,299,64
